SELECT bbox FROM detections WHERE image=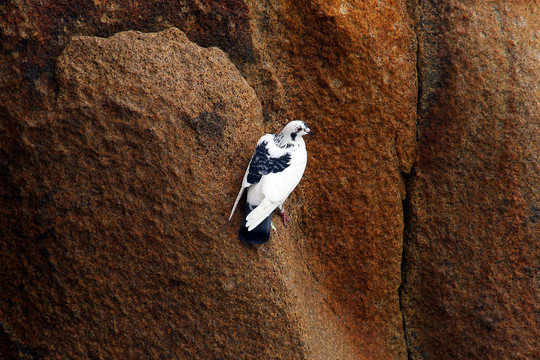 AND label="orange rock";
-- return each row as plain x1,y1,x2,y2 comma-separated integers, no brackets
402,3,540,360
243,1,417,358
9,1,536,360
1,0,419,358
